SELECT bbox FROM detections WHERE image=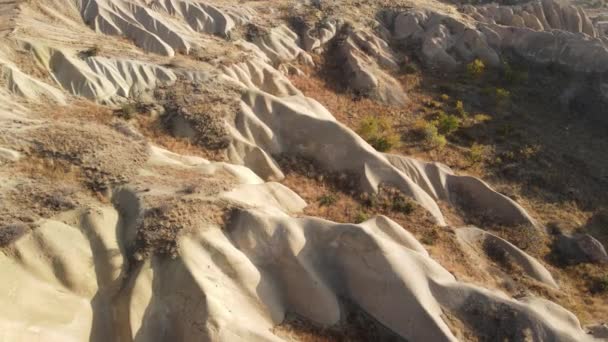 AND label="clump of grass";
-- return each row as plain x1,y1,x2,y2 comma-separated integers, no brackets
424,99,443,109
318,194,338,207
484,87,511,106
363,186,417,216
421,228,439,245
357,115,401,152
466,58,485,79
415,119,447,149
435,111,460,136
455,100,468,117
79,45,100,58
495,88,511,105
355,211,370,223
467,143,486,164
119,102,138,120
392,196,415,215
474,113,492,123
401,63,419,74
